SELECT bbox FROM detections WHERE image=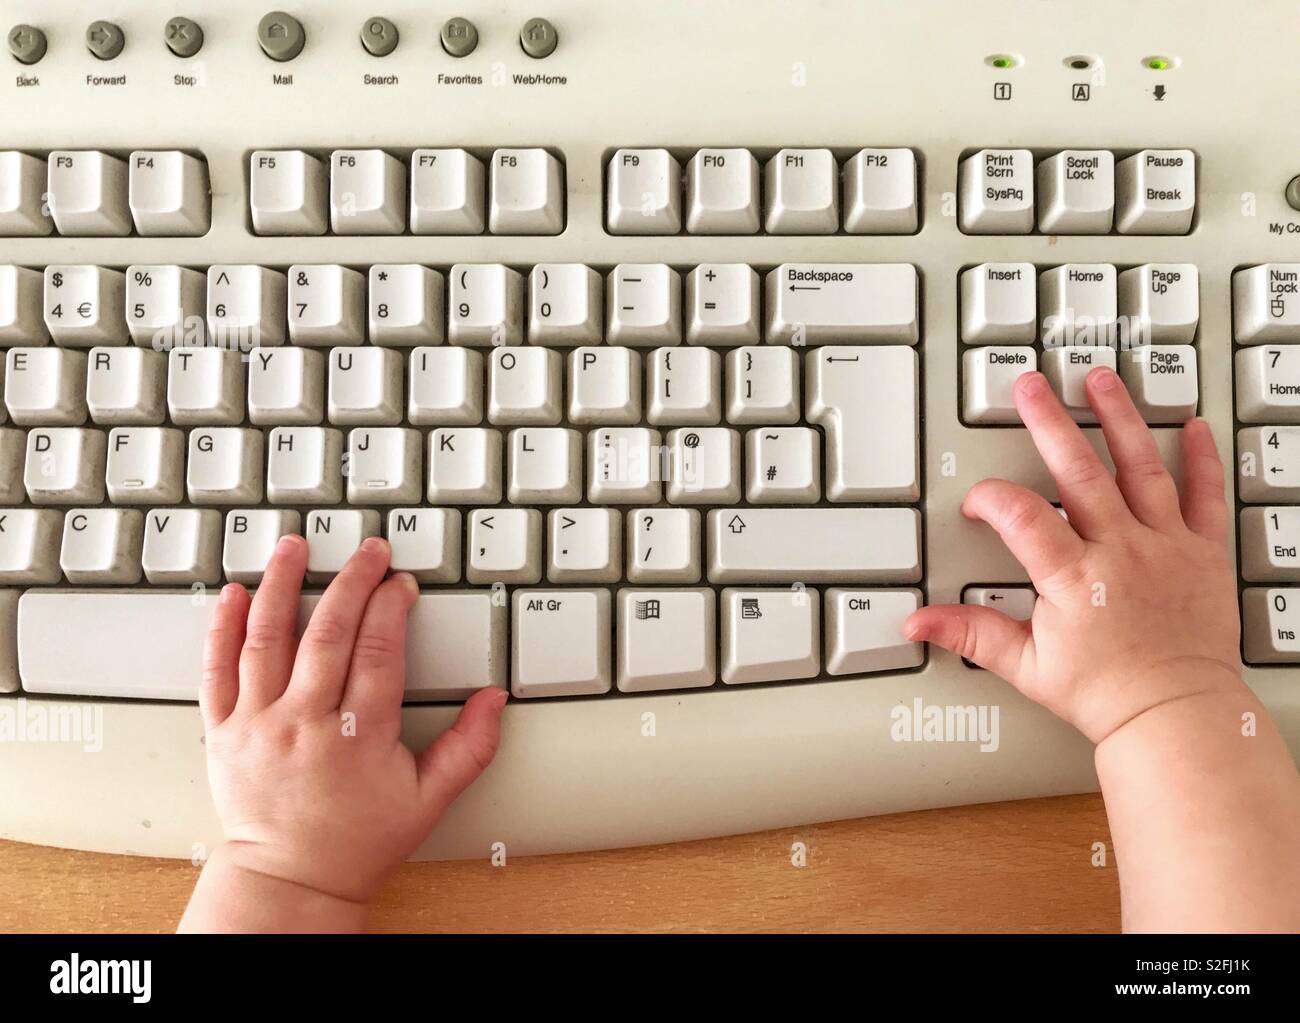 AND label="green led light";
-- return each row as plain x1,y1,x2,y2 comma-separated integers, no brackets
992,57,1013,68
1147,57,1171,70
